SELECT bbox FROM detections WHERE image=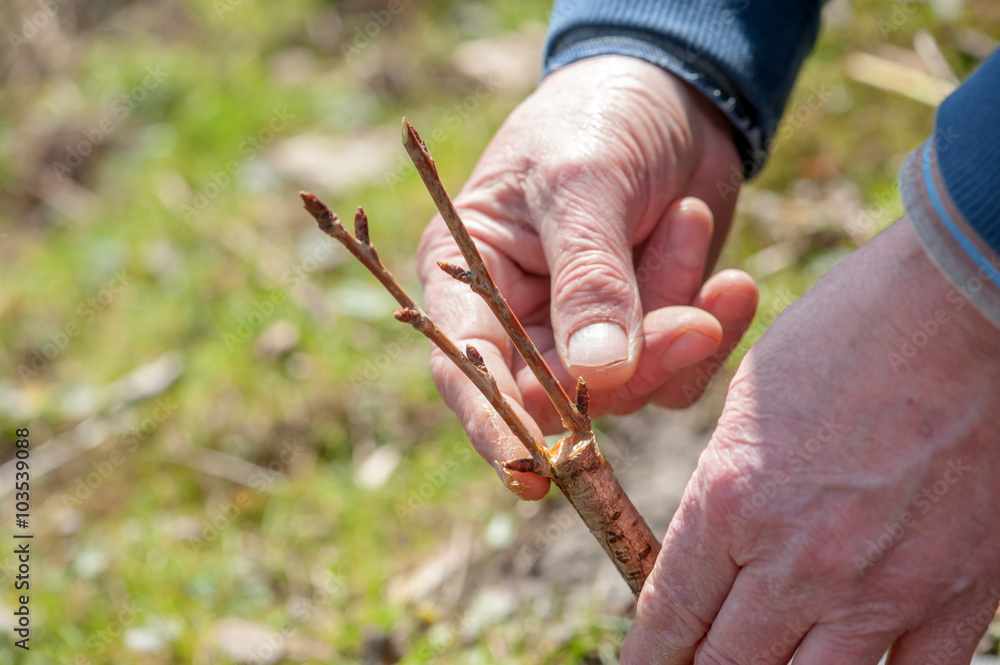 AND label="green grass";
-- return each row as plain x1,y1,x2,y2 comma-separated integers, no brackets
1,0,998,663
